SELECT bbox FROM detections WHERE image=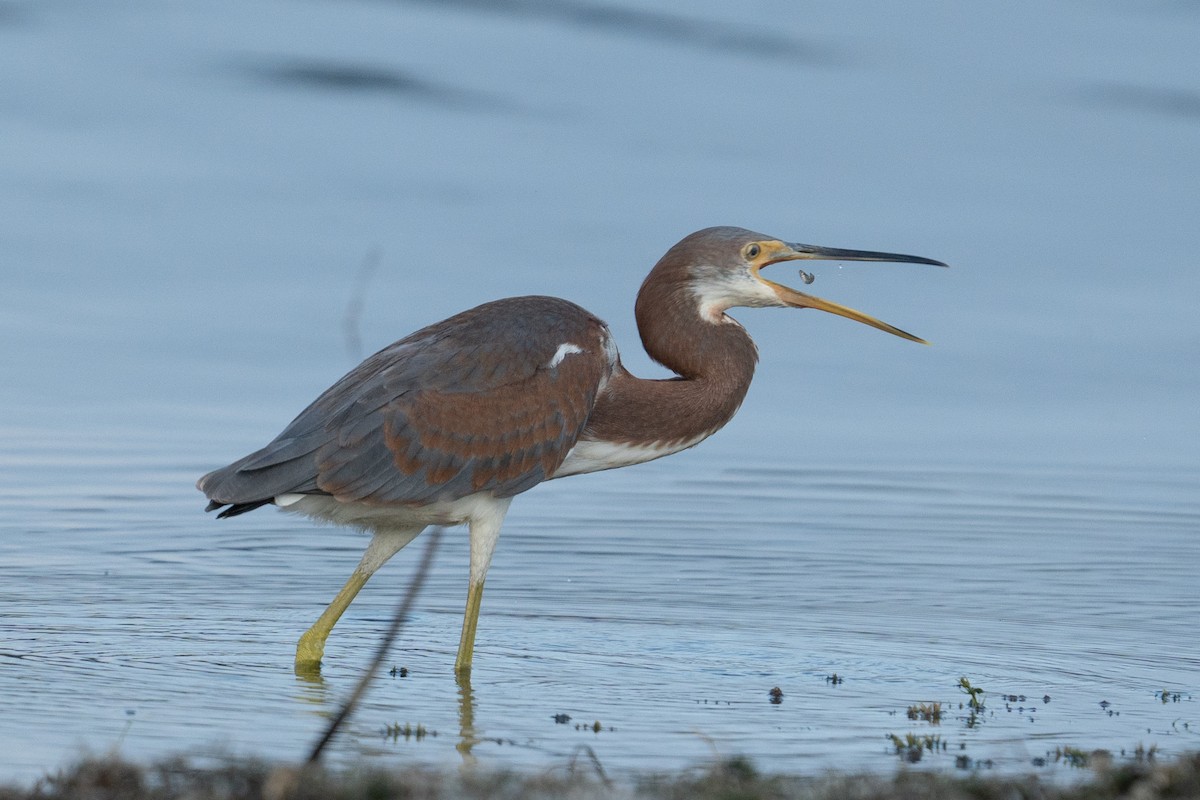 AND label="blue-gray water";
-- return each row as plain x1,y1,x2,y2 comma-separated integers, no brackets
1,0,1197,785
